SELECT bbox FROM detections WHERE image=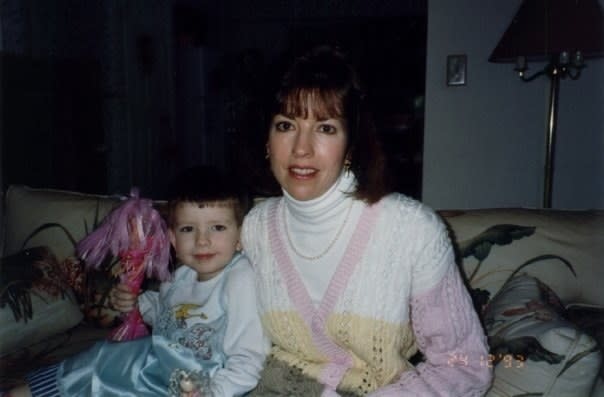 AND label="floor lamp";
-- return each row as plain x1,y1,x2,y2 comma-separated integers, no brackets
488,0,604,208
